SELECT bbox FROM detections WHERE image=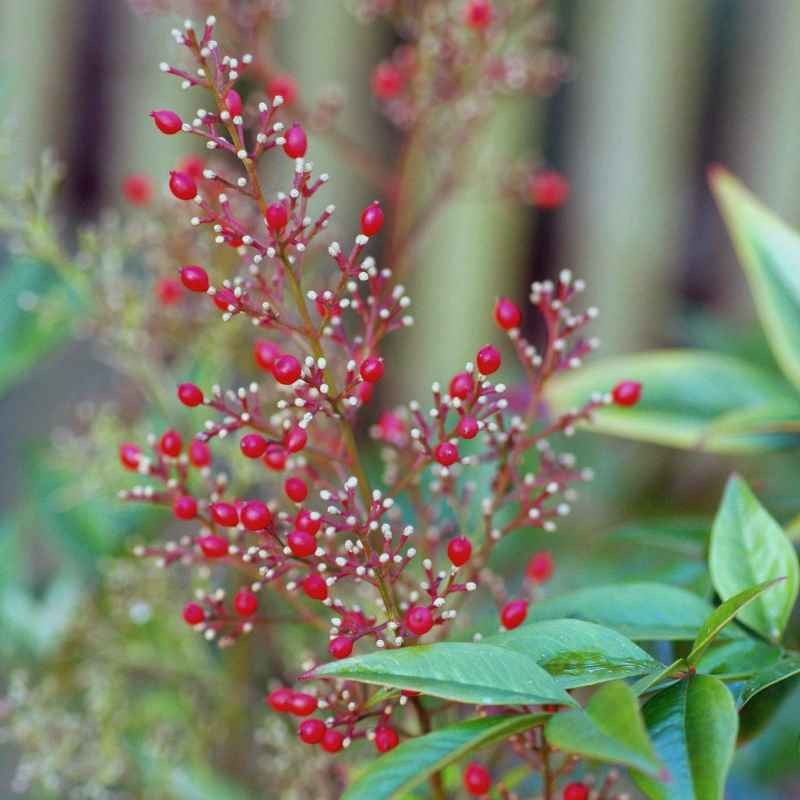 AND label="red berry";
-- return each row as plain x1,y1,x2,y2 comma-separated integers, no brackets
321,728,344,753
360,201,384,236
283,123,308,158
180,265,209,293
173,495,198,520
284,476,308,503
151,109,182,134
272,354,302,385
254,340,281,371
210,501,239,528
241,500,272,532
527,551,554,583
268,73,298,105
447,536,472,567
371,62,404,99
156,277,182,305
182,602,205,625
500,599,528,630
476,345,501,375
329,636,354,659
359,356,385,384
374,726,399,753
180,154,205,180
240,433,268,459
189,439,211,467
530,170,570,209
464,0,493,29
122,173,153,206
177,382,203,407
266,201,289,232
612,380,642,407
376,412,406,445
434,441,459,467
302,573,328,601
457,415,479,439
263,444,288,471
463,762,492,795
289,692,318,716
234,587,258,617
405,605,434,636
355,381,373,405
119,443,141,470
295,510,321,535
159,428,182,457
213,286,237,311
299,718,326,744
224,89,243,117
288,530,316,558
267,687,293,713
563,783,589,800
285,426,308,453
168,170,197,200
197,534,229,558
449,371,474,400
494,297,522,330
